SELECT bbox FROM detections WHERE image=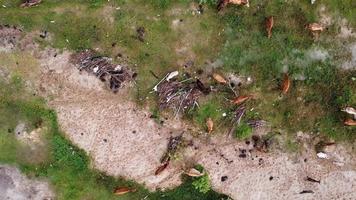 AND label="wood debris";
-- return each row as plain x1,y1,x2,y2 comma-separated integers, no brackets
114,187,137,195
217,0,249,11
185,168,204,177
212,73,227,84
344,119,356,126
306,176,320,184
266,16,274,38
20,0,42,7
71,50,134,93
300,190,314,194
206,118,214,133
282,73,291,94
155,161,169,175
